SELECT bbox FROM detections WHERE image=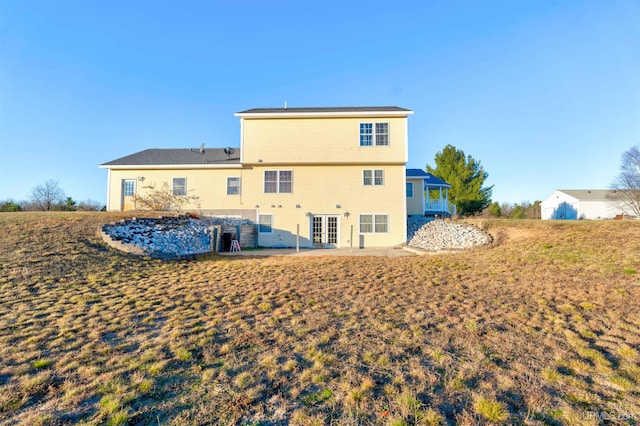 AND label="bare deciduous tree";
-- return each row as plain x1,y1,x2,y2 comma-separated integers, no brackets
608,145,640,217
30,180,65,211
77,199,104,211
133,182,200,211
